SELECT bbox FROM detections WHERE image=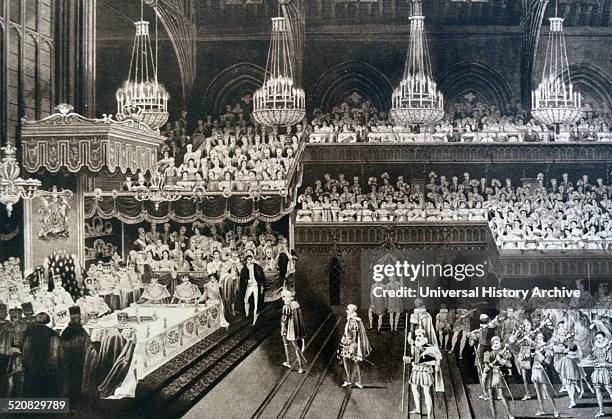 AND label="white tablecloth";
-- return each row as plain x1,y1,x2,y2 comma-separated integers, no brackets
83,302,221,398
